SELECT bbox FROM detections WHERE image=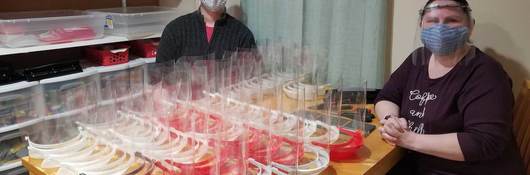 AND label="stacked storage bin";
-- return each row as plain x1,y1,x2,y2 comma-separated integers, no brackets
23,70,97,146
0,10,103,48
0,81,40,175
